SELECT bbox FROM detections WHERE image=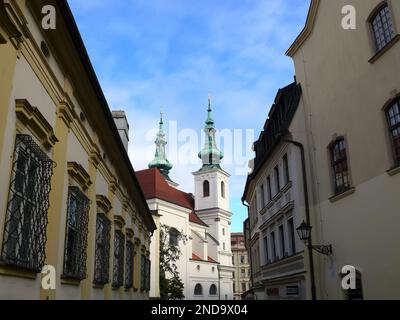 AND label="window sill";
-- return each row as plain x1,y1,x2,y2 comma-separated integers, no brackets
281,181,292,193
61,277,81,286
387,165,400,176
272,191,283,202
329,187,356,203
0,265,37,279
369,34,400,64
